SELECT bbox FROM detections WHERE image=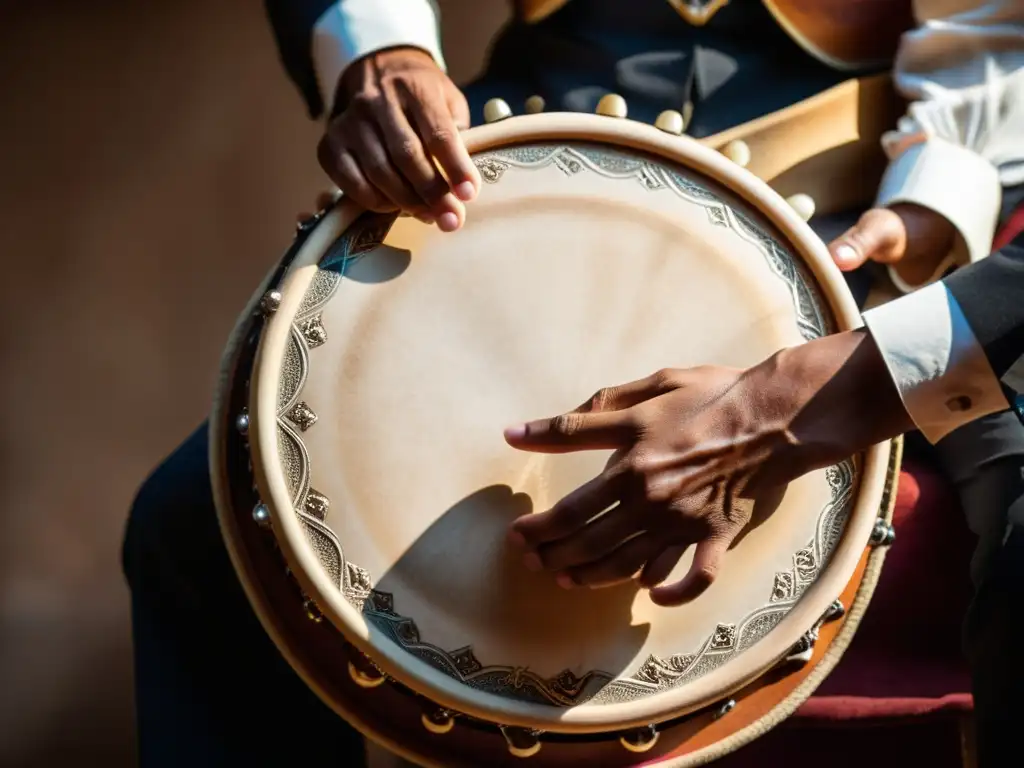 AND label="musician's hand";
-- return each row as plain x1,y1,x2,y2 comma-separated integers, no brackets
504,331,912,606
828,204,956,287
318,47,480,233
